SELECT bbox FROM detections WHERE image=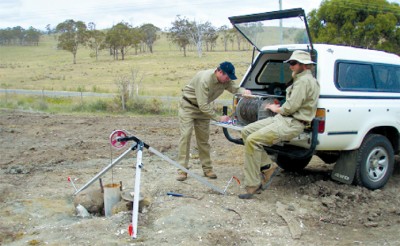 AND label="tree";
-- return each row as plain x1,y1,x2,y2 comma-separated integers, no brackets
168,16,216,57
131,27,143,55
87,29,106,61
106,22,137,60
168,15,191,57
140,23,160,53
56,19,88,64
86,21,106,61
219,25,232,51
203,22,218,52
308,0,400,53
25,27,41,46
186,20,206,57
87,22,96,31
12,26,25,45
115,68,144,111
231,28,245,51
45,24,54,35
